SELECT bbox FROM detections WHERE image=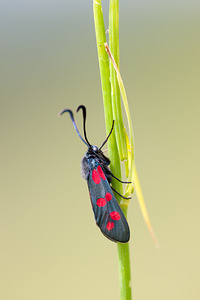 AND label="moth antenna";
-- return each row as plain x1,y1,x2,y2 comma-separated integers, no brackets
59,108,88,146
76,105,91,147
99,120,115,150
